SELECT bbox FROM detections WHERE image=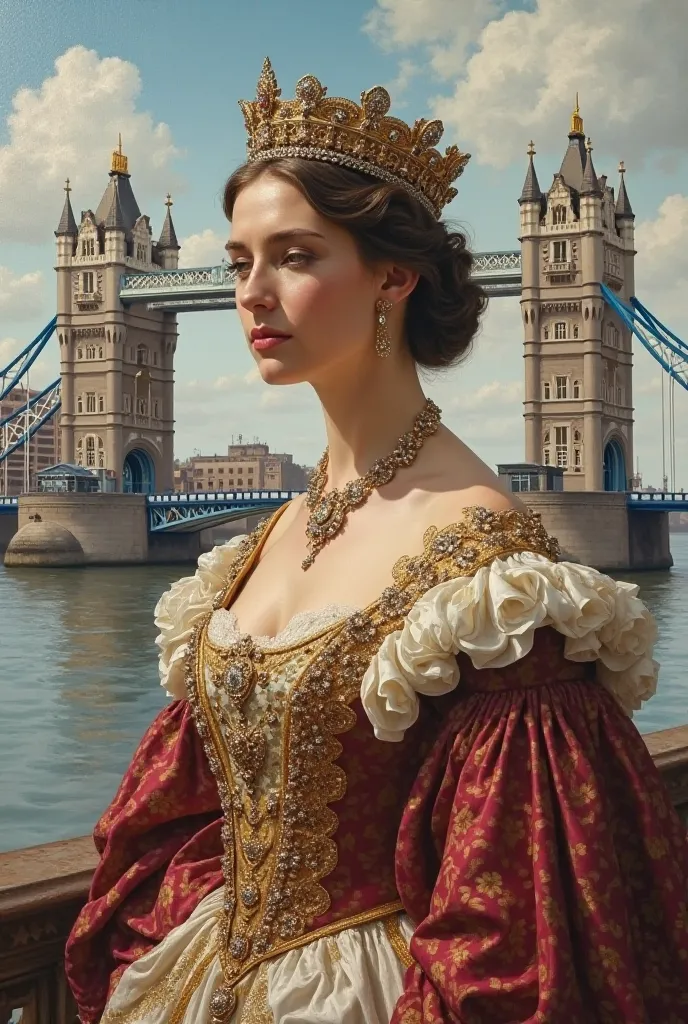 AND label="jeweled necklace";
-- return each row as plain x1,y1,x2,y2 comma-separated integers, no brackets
302,398,442,570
